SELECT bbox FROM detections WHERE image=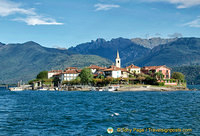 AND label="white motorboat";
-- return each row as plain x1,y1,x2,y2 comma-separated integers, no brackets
90,87,104,91
9,87,24,91
105,86,120,92
38,88,48,91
